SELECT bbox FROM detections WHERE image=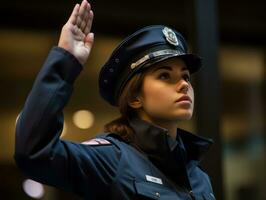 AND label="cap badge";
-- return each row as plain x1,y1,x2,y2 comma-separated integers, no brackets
162,27,178,46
